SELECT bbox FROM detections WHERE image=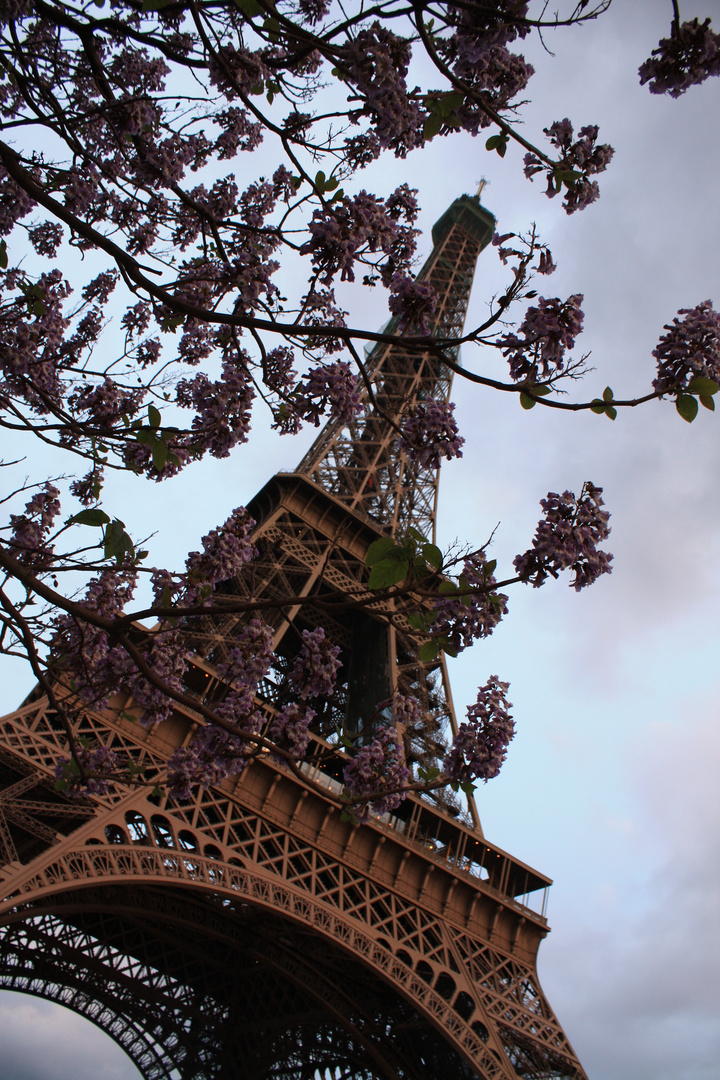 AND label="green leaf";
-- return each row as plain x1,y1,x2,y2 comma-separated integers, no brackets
460,781,476,795
0,239,7,270
423,109,443,140
151,438,168,472
676,394,699,423
148,404,161,428
484,559,497,575
418,765,441,782
604,405,617,420
368,559,409,589
590,399,606,414
69,508,111,527
438,580,456,595
422,543,443,571
141,0,174,10
528,384,552,397
602,386,614,403
408,526,425,543
406,613,425,631
365,536,396,566
418,640,440,663
699,393,715,411
519,392,536,410
104,519,134,565
485,132,508,157
233,0,265,17
687,375,719,396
